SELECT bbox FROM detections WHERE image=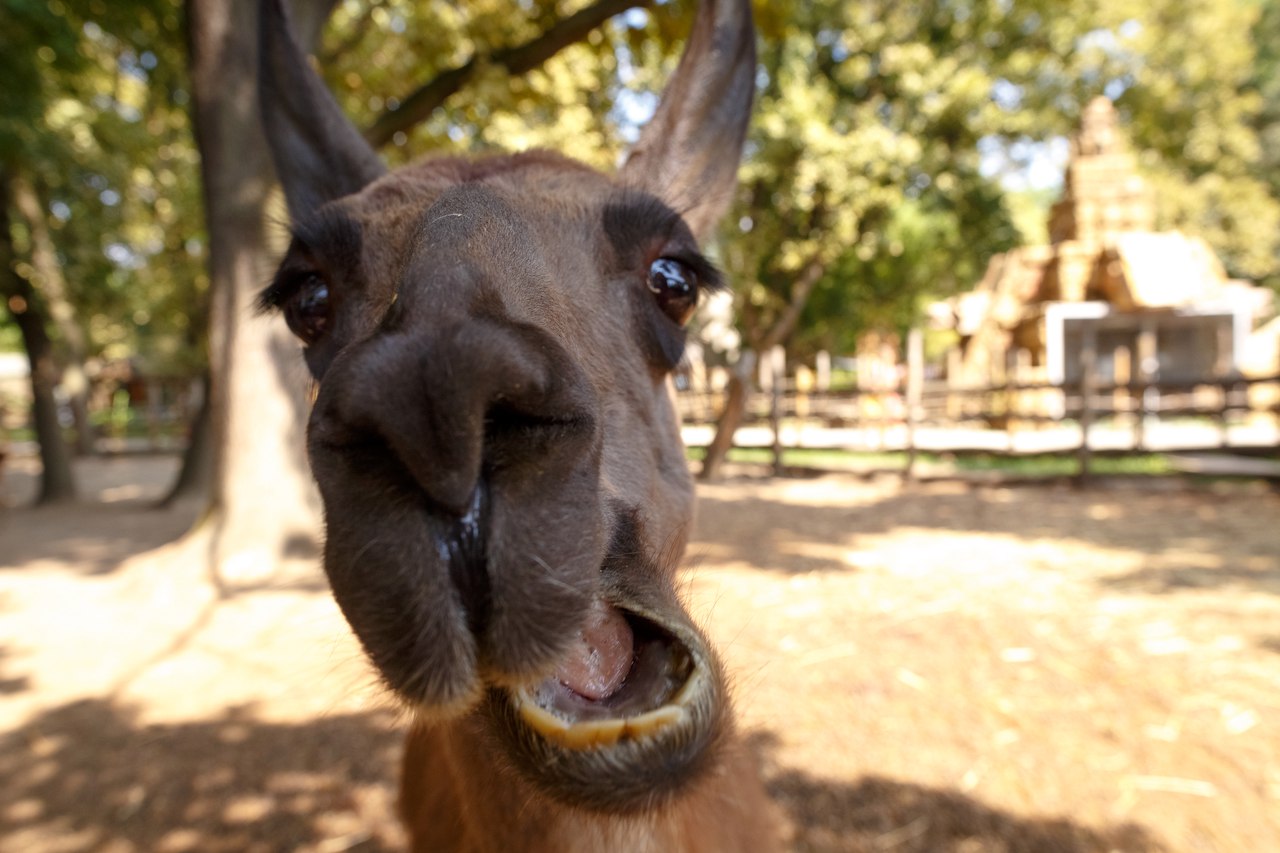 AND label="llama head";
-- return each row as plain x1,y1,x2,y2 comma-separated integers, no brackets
258,0,754,811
